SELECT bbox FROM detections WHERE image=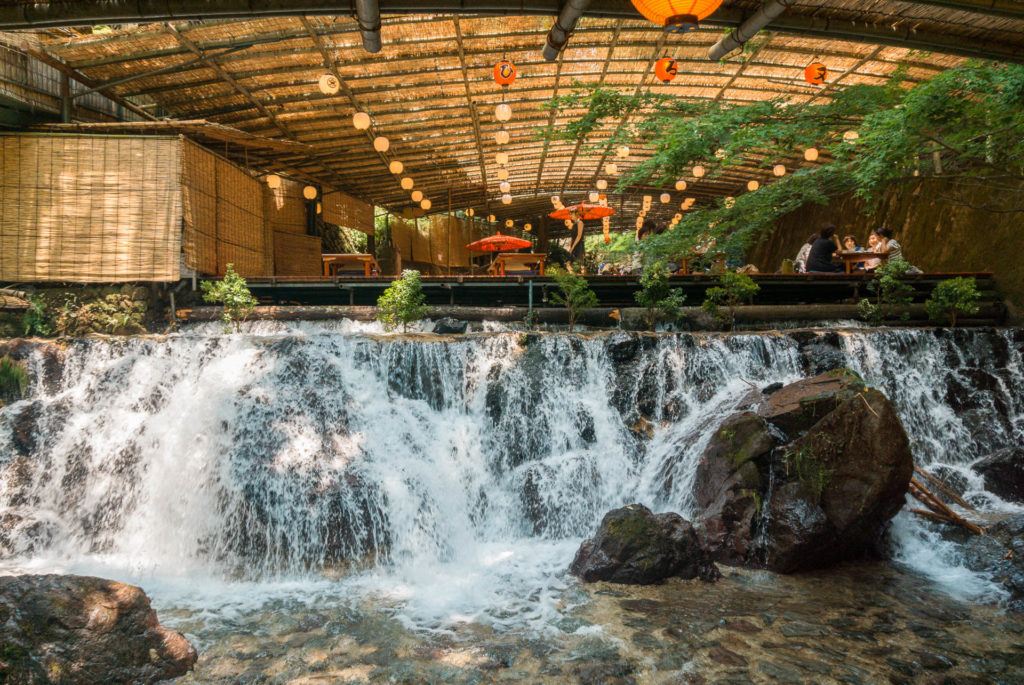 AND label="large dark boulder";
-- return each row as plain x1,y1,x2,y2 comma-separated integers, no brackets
972,448,1024,503
692,372,914,573
431,317,468,334
570,504,718,584
0,574,197,684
